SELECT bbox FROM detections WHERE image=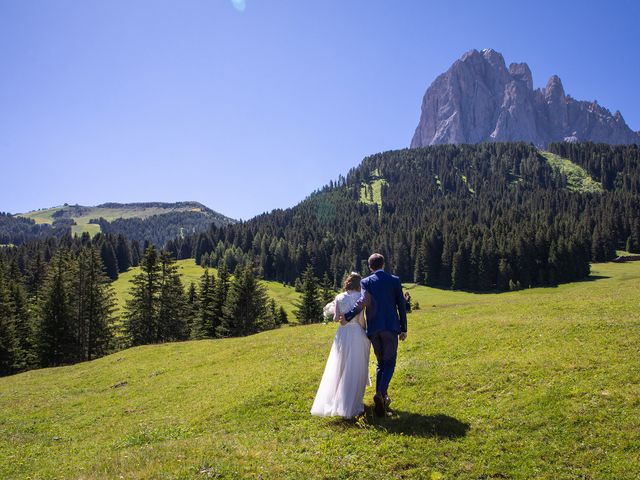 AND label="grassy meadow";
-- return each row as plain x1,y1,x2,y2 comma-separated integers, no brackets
1,261,639,479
